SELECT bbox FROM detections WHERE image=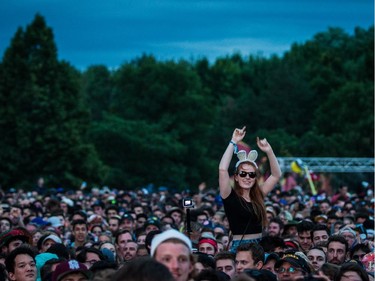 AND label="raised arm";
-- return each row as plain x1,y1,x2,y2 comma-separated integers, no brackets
257,137,282,196
219,126,246,199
